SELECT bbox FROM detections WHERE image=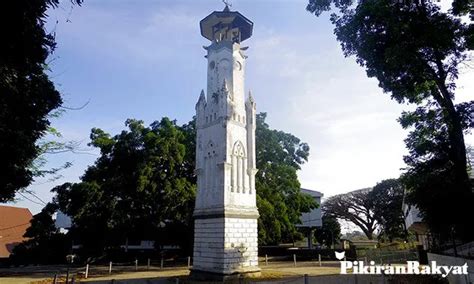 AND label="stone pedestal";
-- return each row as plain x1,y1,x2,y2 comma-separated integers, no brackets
192,216,259,275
